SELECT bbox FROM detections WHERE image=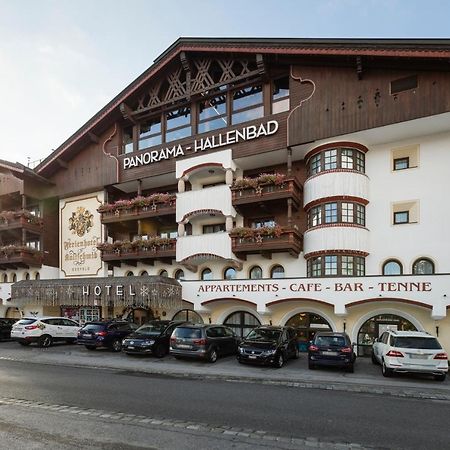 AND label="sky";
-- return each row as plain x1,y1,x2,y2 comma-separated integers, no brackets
0,0,449,166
